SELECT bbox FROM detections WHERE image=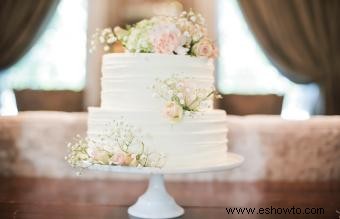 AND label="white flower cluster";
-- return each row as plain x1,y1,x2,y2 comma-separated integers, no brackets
152,75,220,123
177,10,207,44
90,28,117,53
90,9,217,58
65,135,91,168
66,120,166,171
